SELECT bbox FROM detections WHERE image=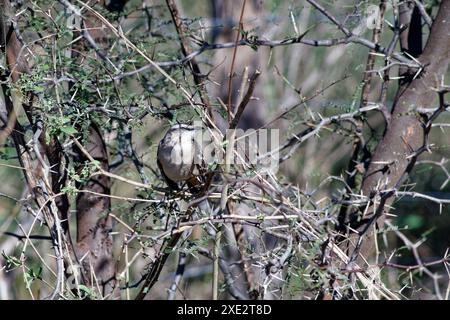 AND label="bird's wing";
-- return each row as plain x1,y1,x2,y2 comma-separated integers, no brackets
157,157,180,190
